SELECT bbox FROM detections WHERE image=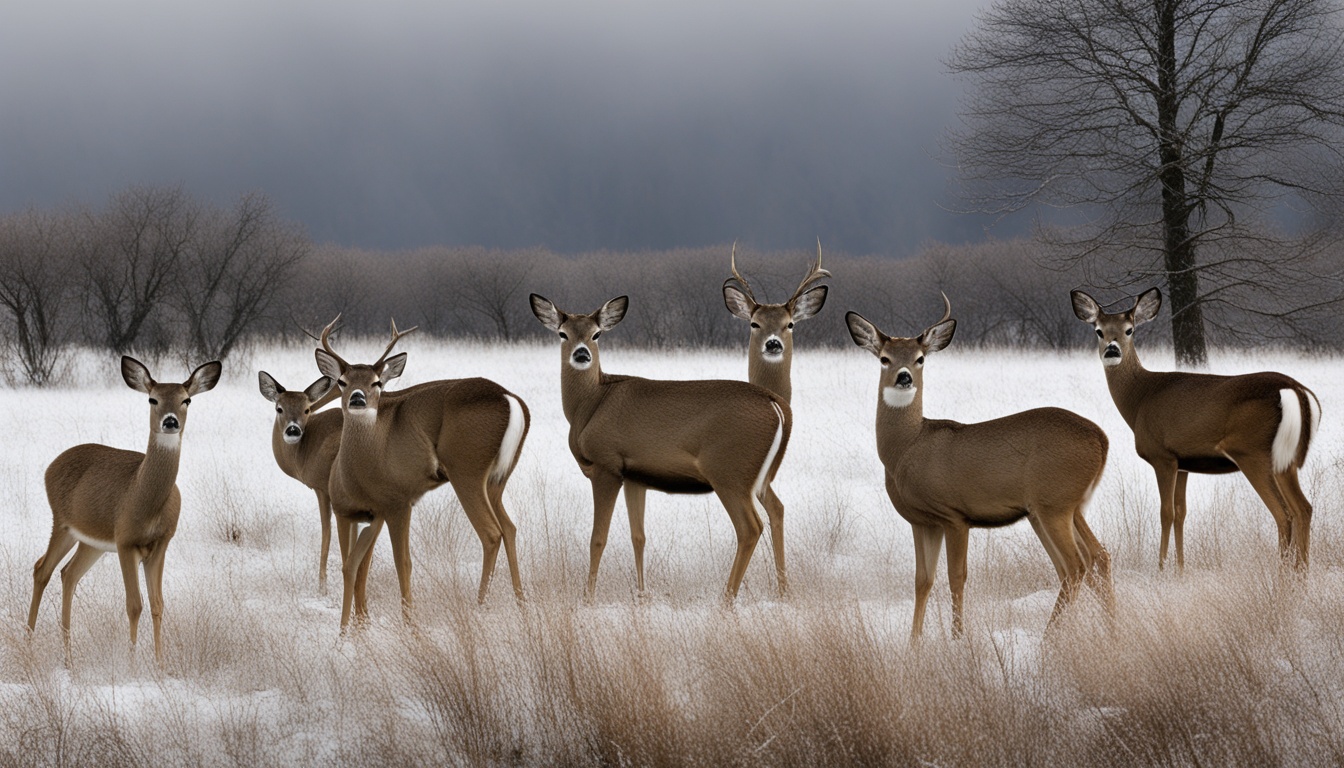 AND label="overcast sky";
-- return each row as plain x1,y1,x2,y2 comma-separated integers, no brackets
0,0,1005,254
